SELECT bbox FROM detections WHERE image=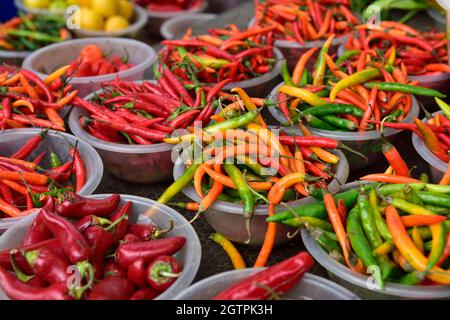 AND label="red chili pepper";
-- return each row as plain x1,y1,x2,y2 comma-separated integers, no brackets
22,248,69,284
117,237,186,269
74,215,111,233
110,201,131,245
169,109,201,129
2,97,11,120
45,161,73,181
278,135,339,149
0,183,13,205
41,210,90,264
69,147,86,192
122,233,142,244
146,255,181,291
97,118,167,142
21,70,53,103
31,151,46,165
104,259,127,278
22,210,53,247
55,193,120,219
87,276,135,300
162,67,194,107
83,226,113,280
382,138,410,176
0,266,71,300
129,287,160,300
128,224,153,241
127,258,148,288
213,252,314,300
11,130,47,160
